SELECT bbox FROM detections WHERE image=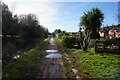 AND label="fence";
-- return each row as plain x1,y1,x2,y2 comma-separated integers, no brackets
95,40,120,54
